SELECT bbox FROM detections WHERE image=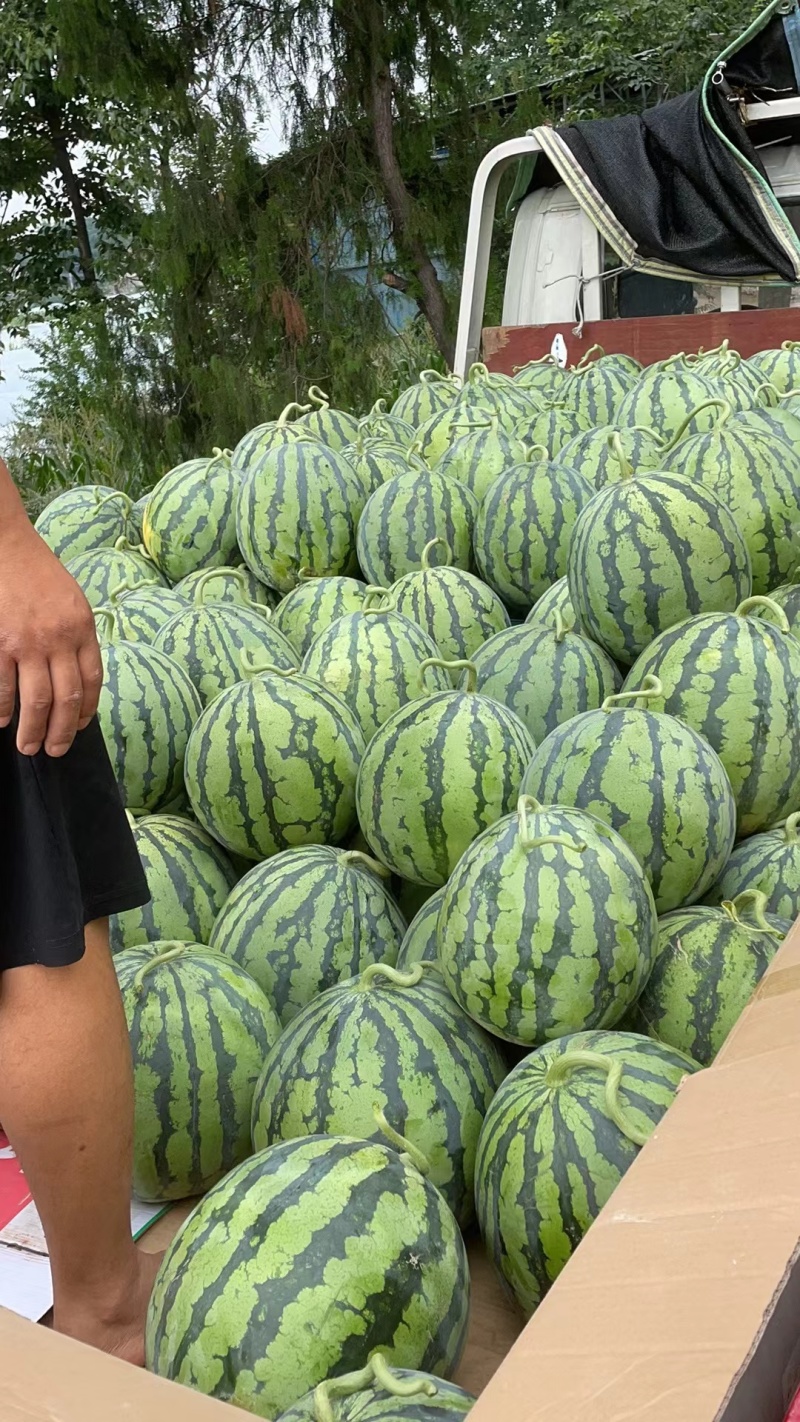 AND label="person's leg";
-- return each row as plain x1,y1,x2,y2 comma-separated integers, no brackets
0,917,160,1364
